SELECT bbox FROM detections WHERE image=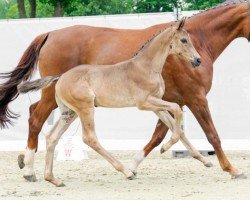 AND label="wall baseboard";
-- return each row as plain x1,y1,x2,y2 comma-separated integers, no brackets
1,138,250,151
